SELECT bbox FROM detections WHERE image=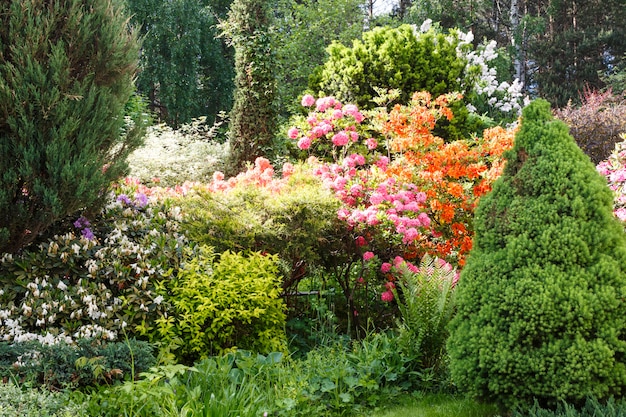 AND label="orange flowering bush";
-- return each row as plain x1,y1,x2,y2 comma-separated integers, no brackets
383,93,516,265
290,91,516,274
